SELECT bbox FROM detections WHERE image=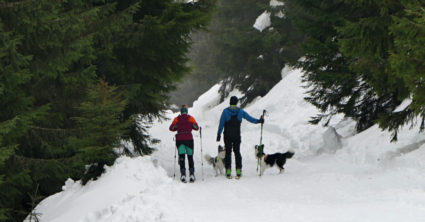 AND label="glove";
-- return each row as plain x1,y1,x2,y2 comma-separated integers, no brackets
216,134,221,142
258,116,264,124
